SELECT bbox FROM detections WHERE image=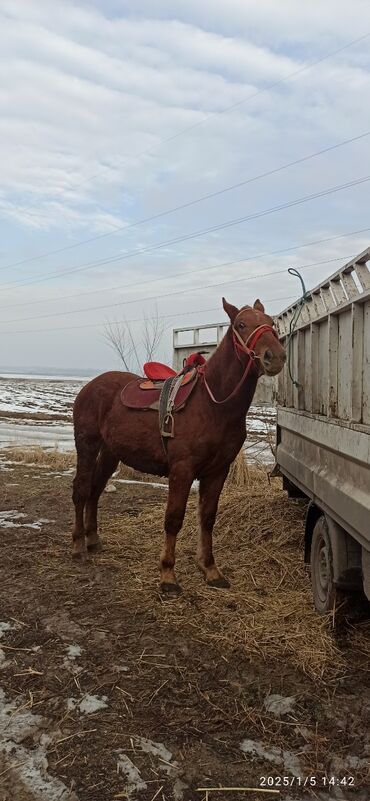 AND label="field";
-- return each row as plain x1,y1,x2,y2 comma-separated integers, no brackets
0,448,369,801
0,376,276,463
